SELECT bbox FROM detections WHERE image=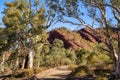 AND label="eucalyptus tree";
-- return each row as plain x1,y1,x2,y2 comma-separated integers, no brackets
81,0,120,78
110,0,120,78
44,0,91,28
2,0,47,69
